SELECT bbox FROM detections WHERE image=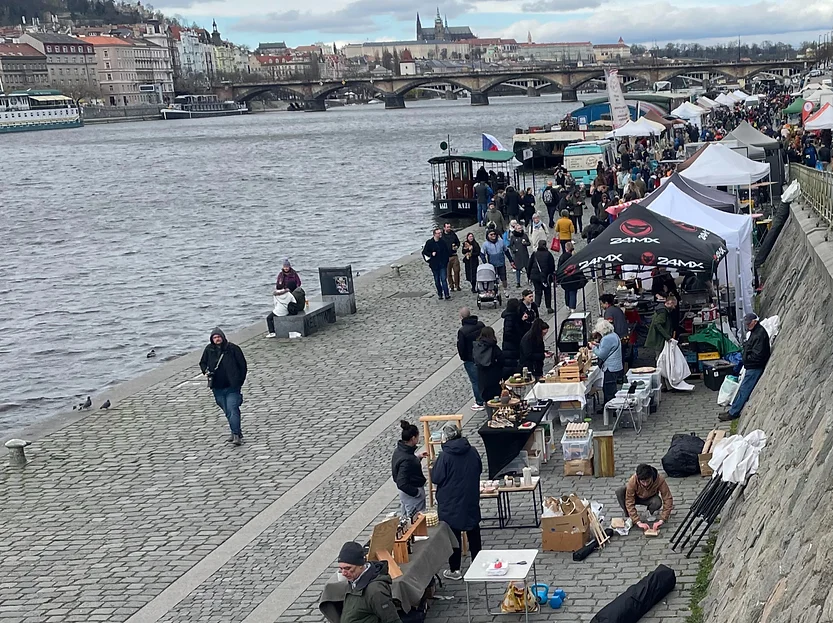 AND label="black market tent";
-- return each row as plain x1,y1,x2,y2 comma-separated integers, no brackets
555,204,728,280
642,173,739,213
